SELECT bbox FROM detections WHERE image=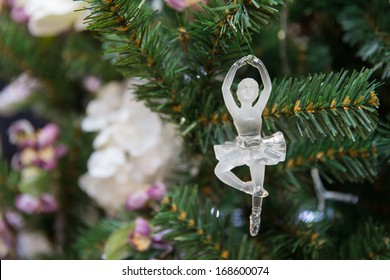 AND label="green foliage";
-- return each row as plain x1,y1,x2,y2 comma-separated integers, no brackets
376,116,390,162
281,136,378,184
339,1,390,79
200,0,287,41
74,219,124,259
341,219,390,259
0,159,19,210
262,218,333,259
264,69,380,142
153,185,259,259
